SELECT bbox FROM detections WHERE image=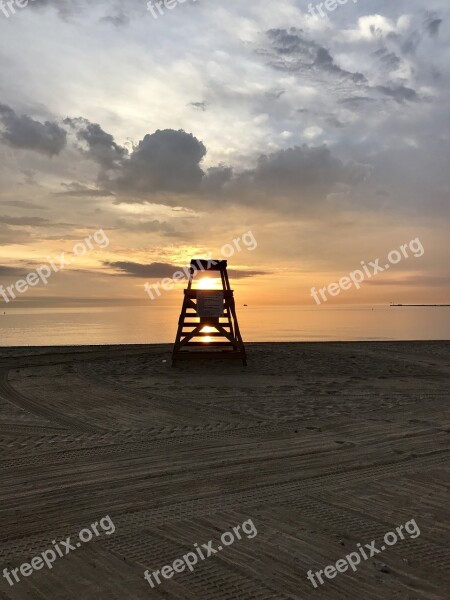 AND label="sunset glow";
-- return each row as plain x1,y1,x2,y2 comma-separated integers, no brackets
196,278,221,290
200,325,215,344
